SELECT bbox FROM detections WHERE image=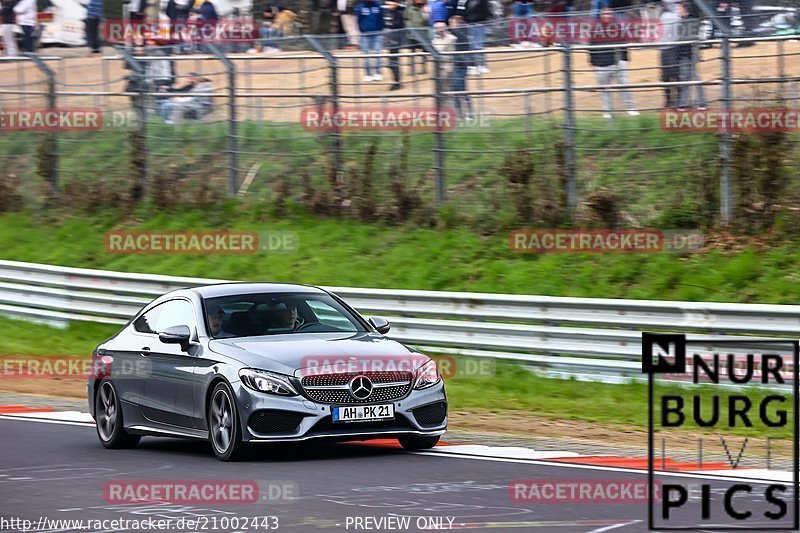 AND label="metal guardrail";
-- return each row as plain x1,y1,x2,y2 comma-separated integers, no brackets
1,259,799,375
